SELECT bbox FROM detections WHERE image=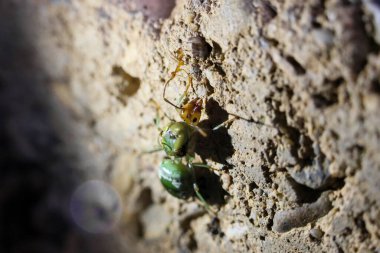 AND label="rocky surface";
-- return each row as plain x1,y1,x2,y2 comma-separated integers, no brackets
1,0,380,252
